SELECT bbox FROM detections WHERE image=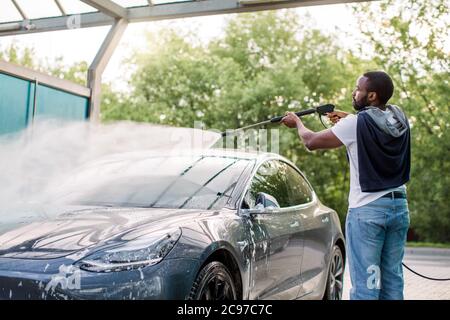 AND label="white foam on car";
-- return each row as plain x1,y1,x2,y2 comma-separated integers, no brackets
0,119,221,231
